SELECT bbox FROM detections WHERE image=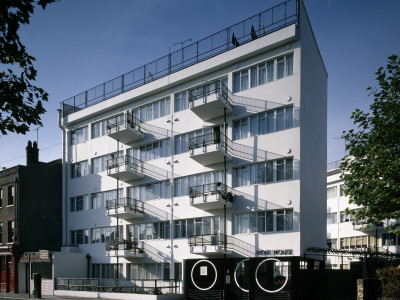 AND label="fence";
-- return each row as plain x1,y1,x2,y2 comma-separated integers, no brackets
55,278,180,295
60,0,298,116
